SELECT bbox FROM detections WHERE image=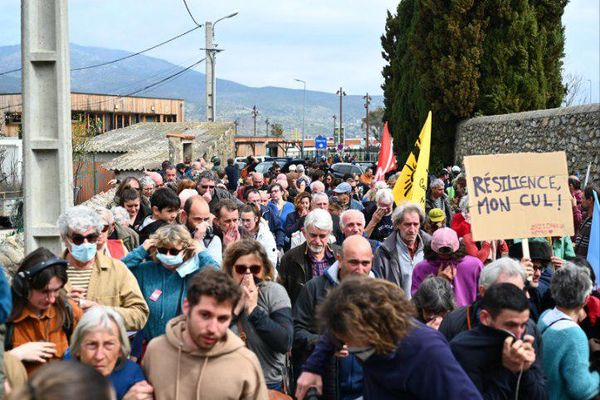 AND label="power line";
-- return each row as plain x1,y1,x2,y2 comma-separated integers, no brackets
0,58,205,112
0,25,202,76
182,0,202,27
